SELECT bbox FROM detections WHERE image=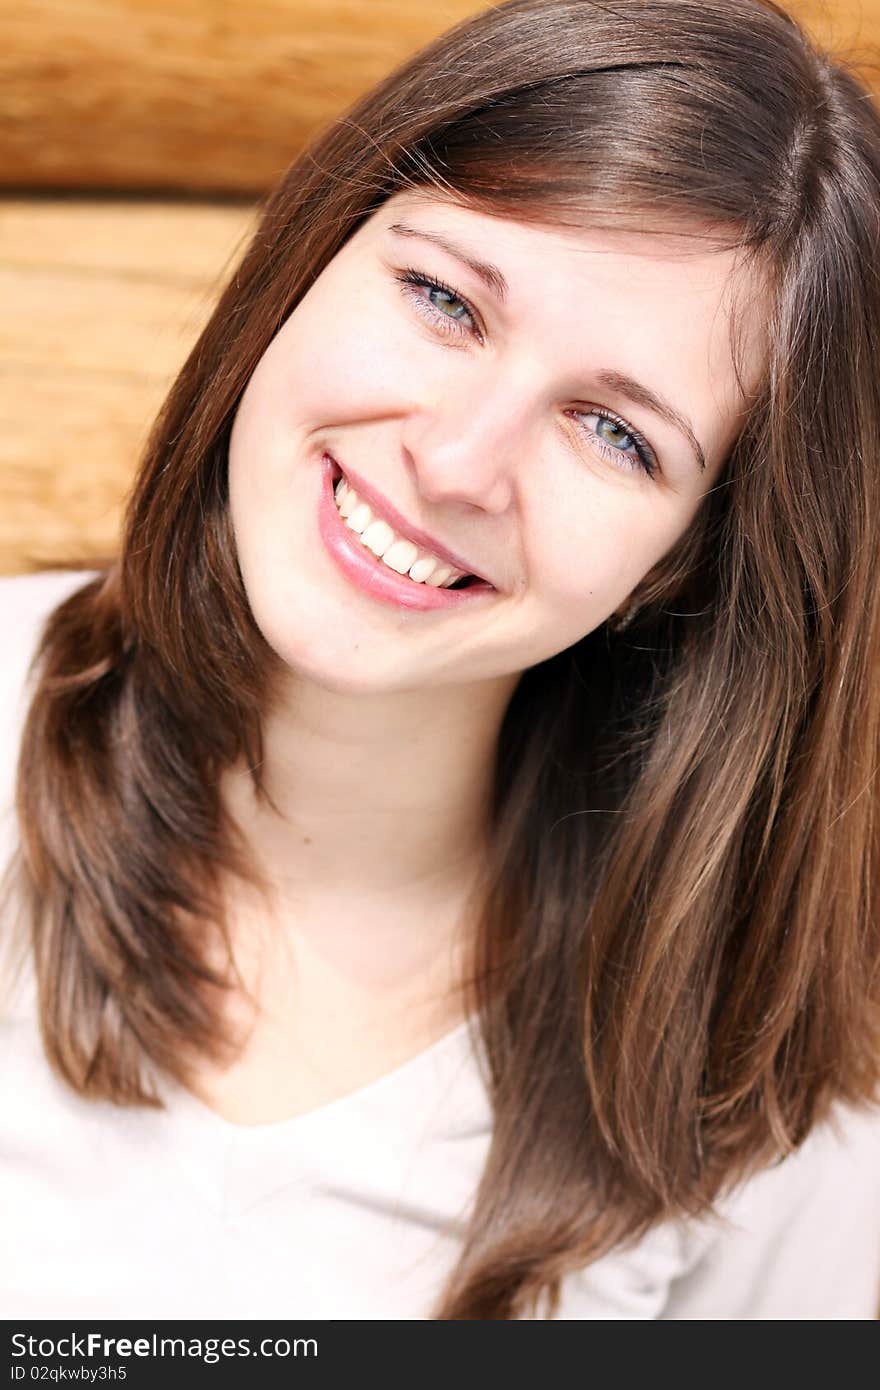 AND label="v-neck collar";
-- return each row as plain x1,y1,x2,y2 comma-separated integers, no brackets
153,1015,490,1216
